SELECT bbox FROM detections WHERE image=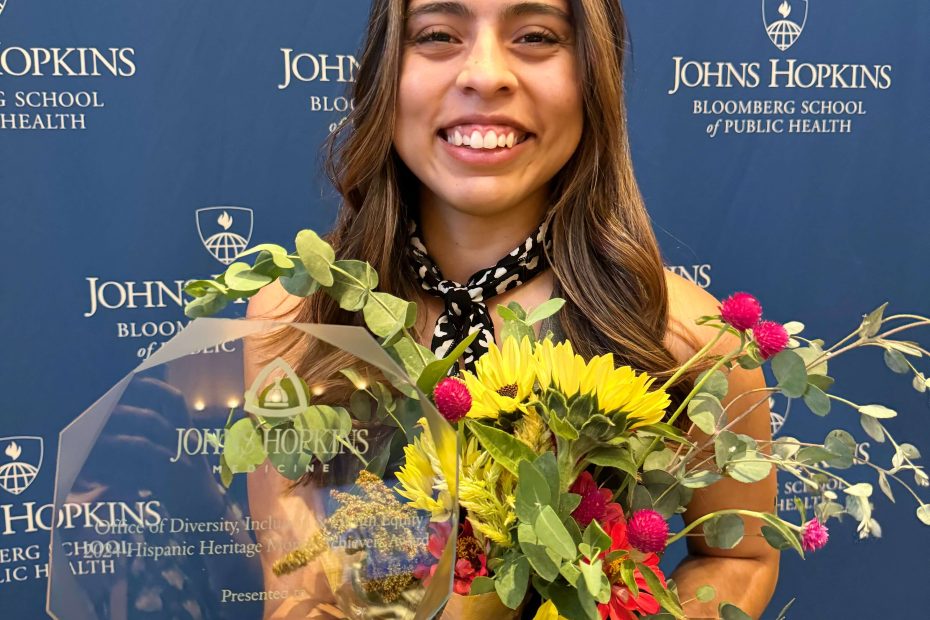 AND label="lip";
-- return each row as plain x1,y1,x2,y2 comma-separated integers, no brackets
438,114,532,135
438,132,533,166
